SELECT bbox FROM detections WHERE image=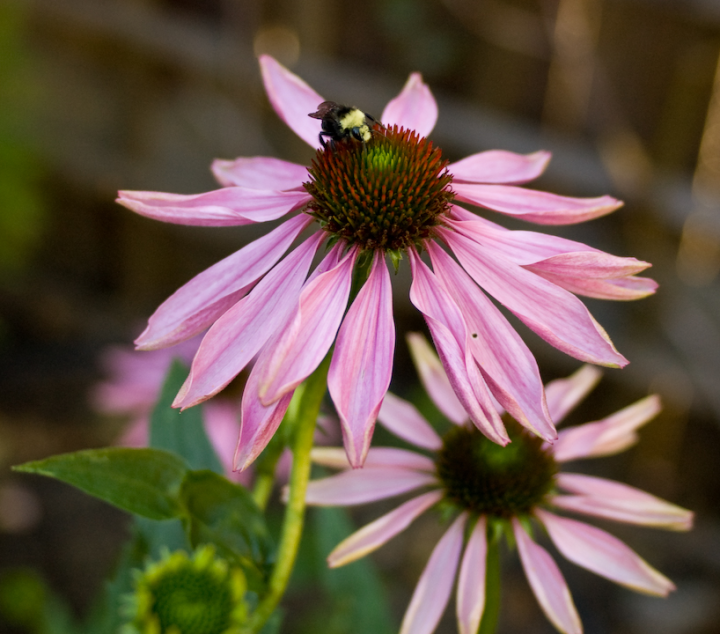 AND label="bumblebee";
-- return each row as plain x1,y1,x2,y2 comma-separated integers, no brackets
309,101,378,149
